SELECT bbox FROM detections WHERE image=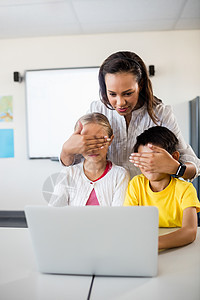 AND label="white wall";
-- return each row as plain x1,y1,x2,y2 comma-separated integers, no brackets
0,30,200,210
